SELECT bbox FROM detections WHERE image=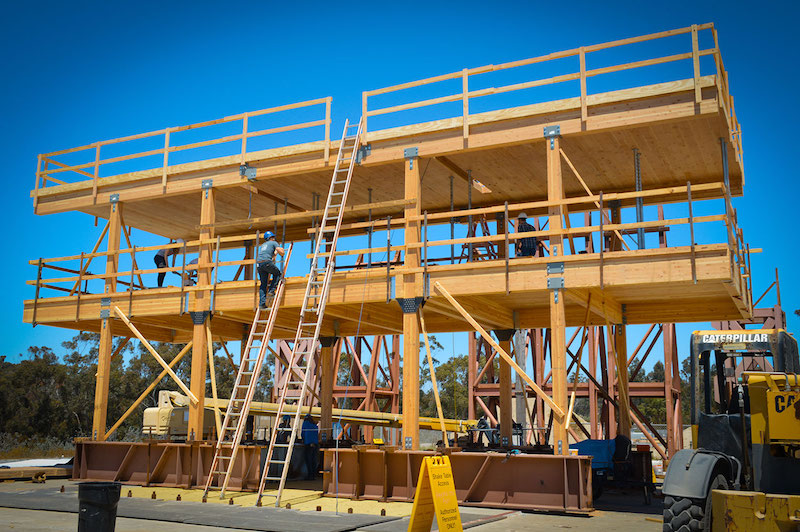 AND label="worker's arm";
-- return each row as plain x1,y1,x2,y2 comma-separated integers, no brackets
276,246,286,257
